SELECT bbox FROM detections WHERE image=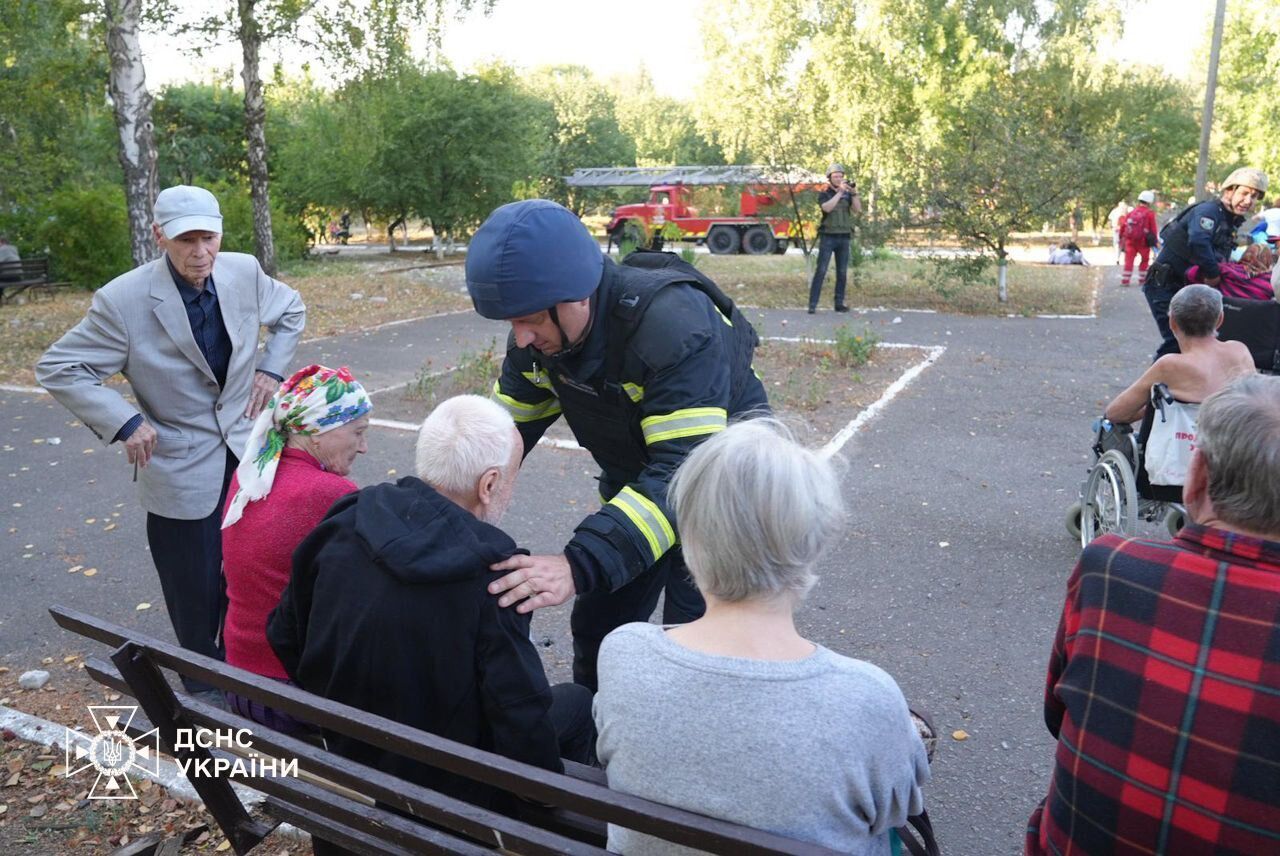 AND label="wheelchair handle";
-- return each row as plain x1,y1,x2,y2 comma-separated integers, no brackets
1151,383,1173,422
